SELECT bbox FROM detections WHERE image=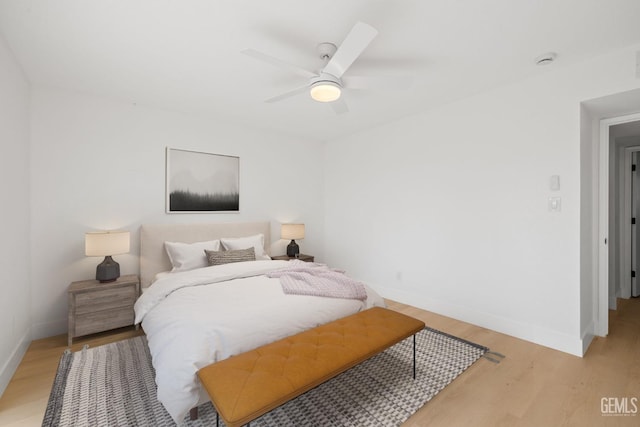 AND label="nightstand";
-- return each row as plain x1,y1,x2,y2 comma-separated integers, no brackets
67,274,141,346
271,254,315,262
